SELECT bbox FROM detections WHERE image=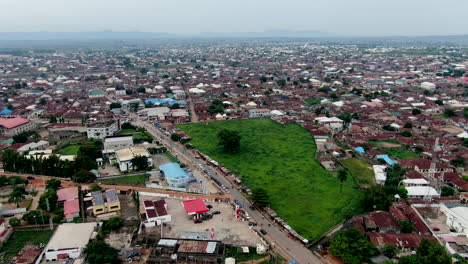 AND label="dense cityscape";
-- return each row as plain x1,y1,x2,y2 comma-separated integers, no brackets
0,33,466,264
